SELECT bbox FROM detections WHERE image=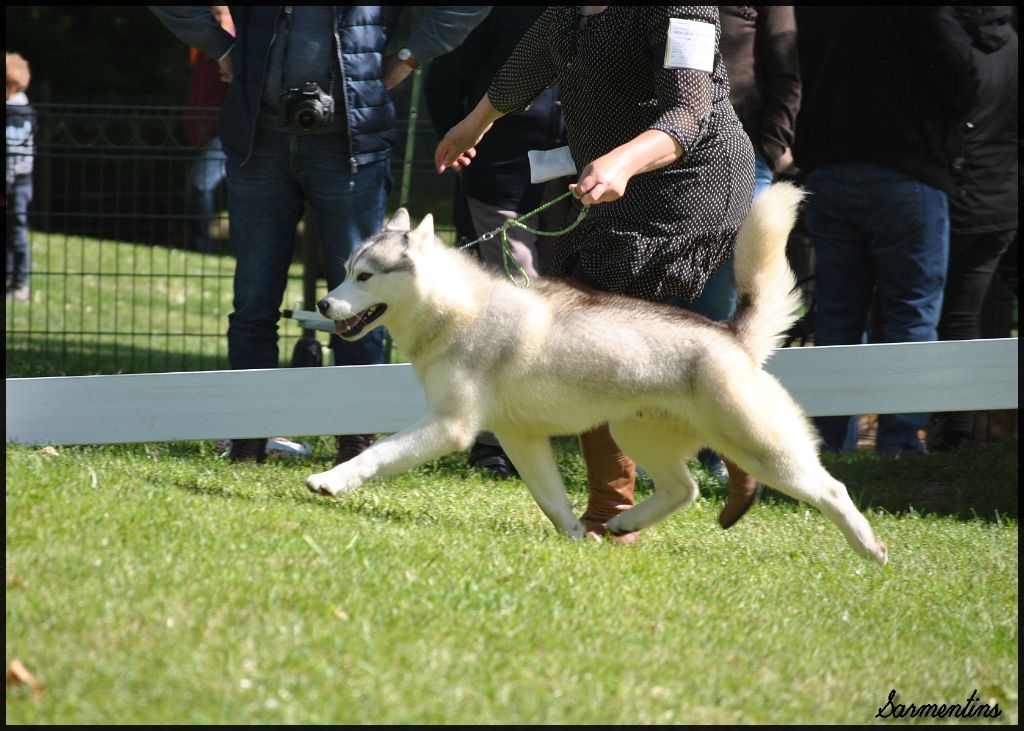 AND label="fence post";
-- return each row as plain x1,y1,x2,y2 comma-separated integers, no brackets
397,69,423,210
34,82,53,233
